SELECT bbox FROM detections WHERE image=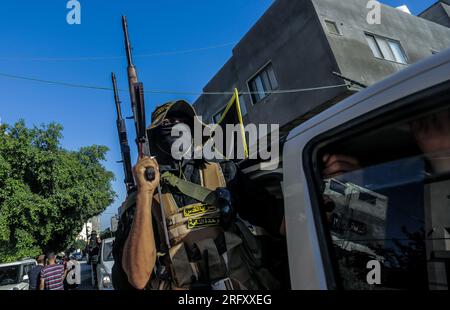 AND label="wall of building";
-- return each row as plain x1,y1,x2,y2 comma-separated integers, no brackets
194,0,346,129
194,58,238,124
90,216,100,234
194,0,450,130
76,216,100,241
315,0,450,86
420,1,450,28
76,222,92,242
